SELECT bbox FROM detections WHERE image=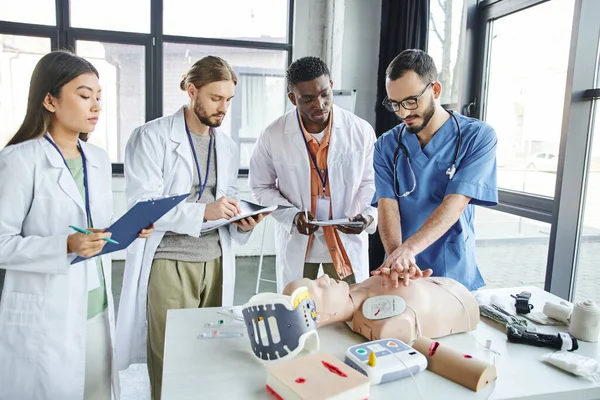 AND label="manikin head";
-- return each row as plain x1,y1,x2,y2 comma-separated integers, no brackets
283,274,354,327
